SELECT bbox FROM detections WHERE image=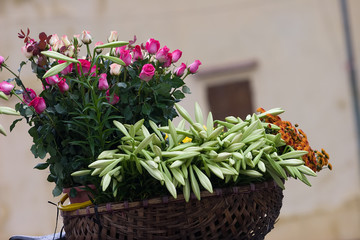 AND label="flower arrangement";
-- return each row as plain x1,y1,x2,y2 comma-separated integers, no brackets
0,29,331,206
0,29,201,196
